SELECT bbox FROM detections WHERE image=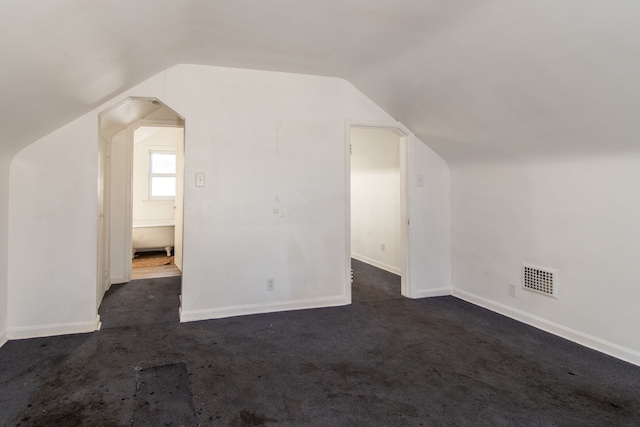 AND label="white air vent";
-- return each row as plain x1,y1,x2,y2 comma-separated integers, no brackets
522,263,558,298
